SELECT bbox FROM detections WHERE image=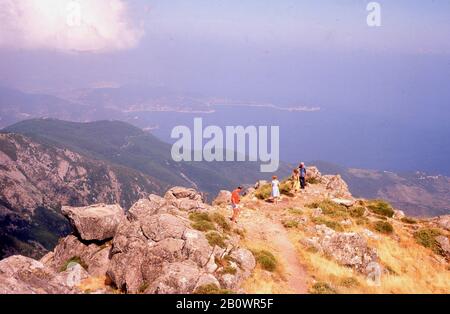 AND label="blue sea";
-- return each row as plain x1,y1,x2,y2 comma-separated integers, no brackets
126,104,450,176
